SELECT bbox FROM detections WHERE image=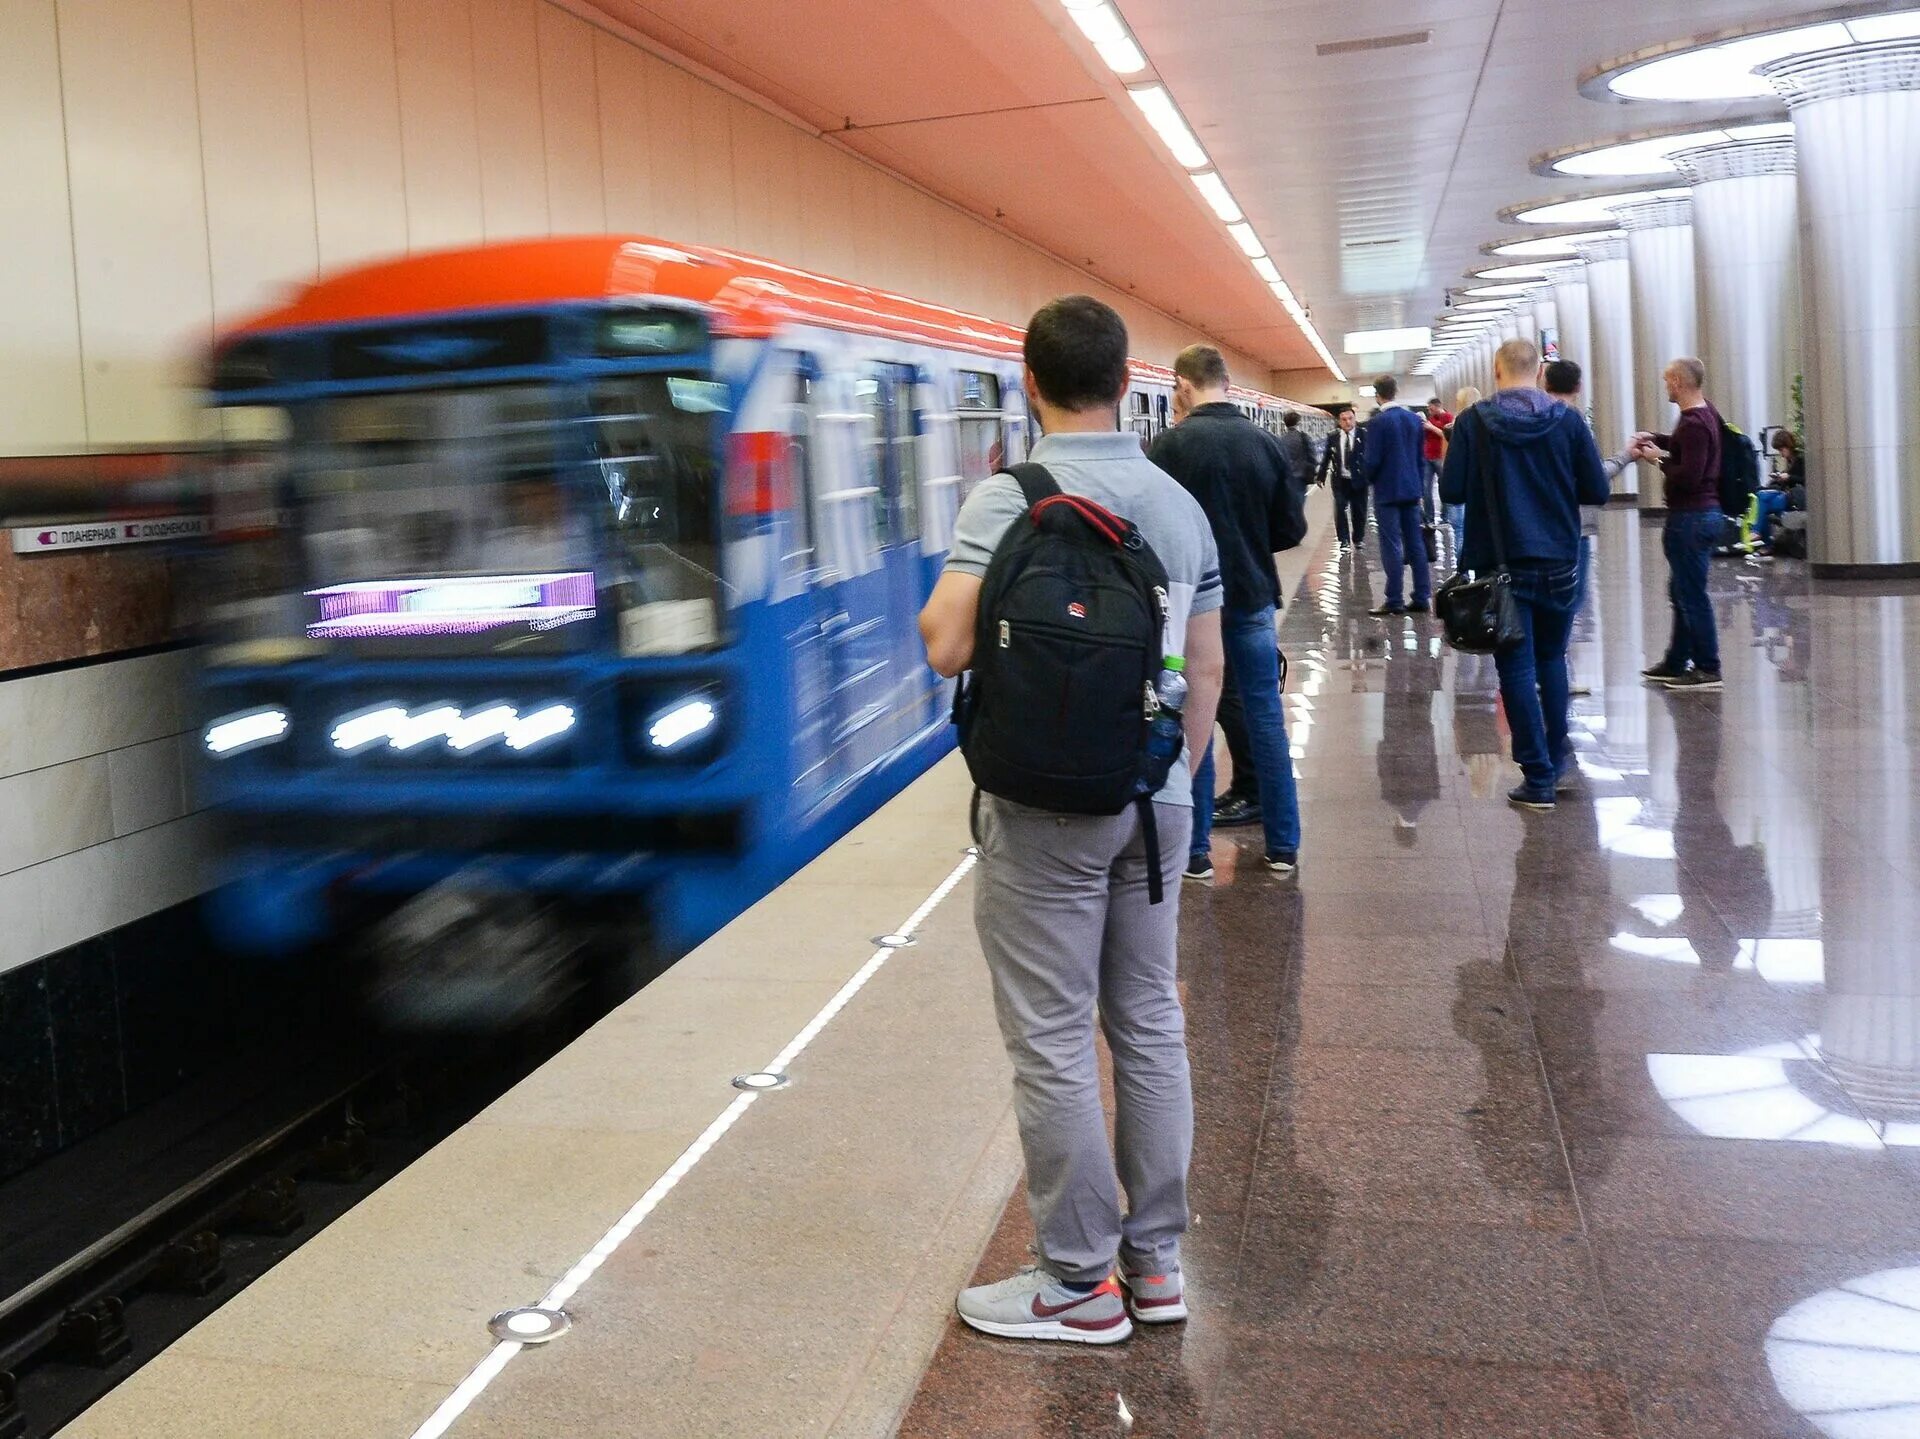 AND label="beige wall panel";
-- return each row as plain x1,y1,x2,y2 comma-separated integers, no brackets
594,29,653,233
58,0,211,445
641,54,698,243
393,0,484,250
727,104,779,260
470,0,549,241
192,0,319,329
0,0,86,453
812,147,862,281
303,0,409,272
686,82,737,249
536,3,603,233
768,126,821,273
